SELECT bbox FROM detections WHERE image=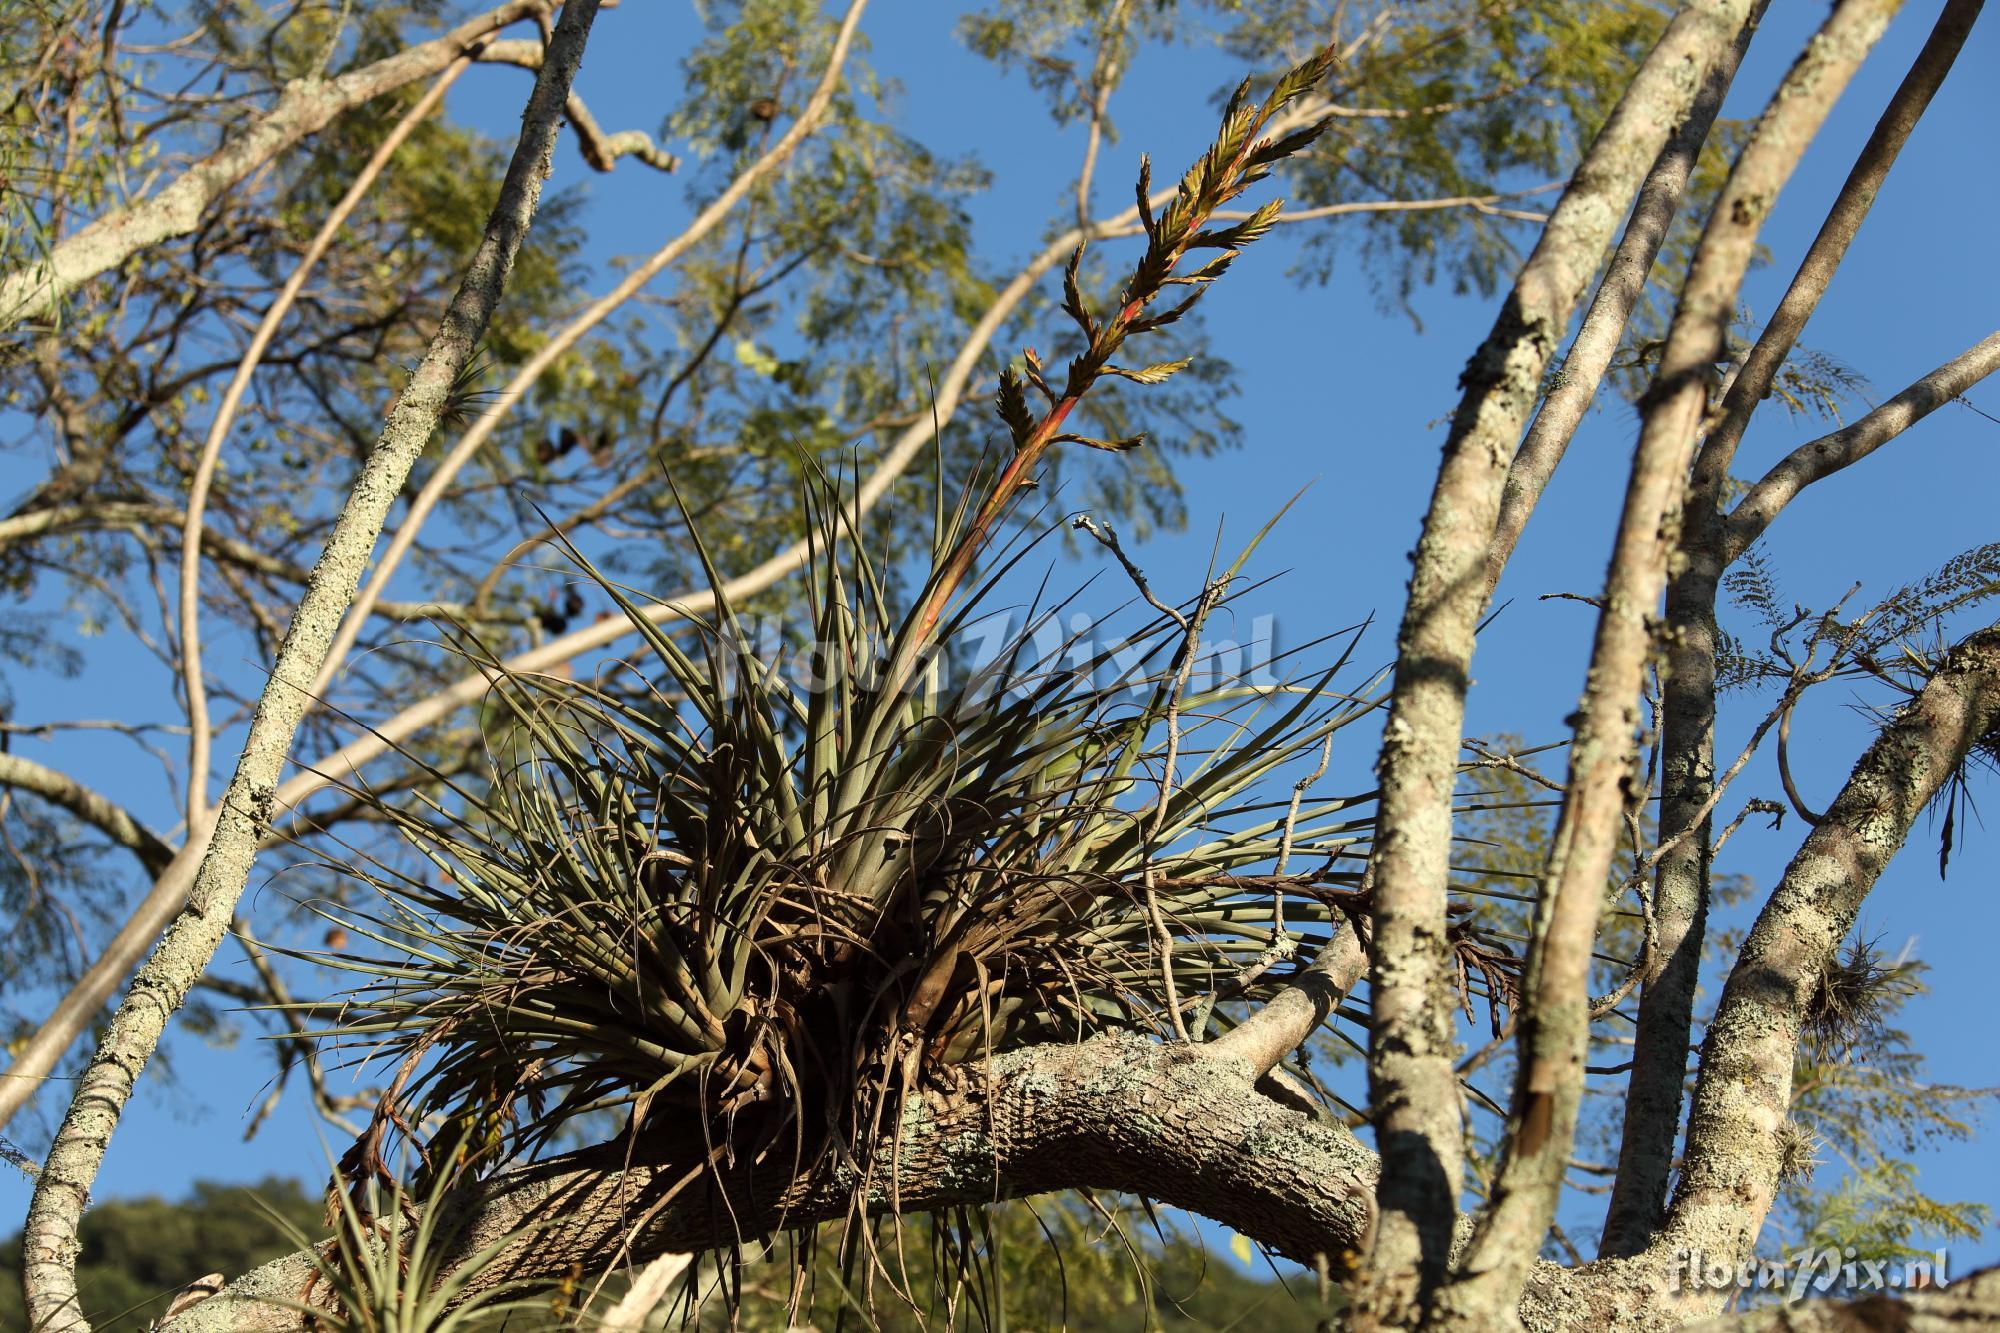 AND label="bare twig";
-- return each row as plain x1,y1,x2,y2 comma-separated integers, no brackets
308,0,871,703
179,59,466,829
1076,514,1231,1041
474,38,679,172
